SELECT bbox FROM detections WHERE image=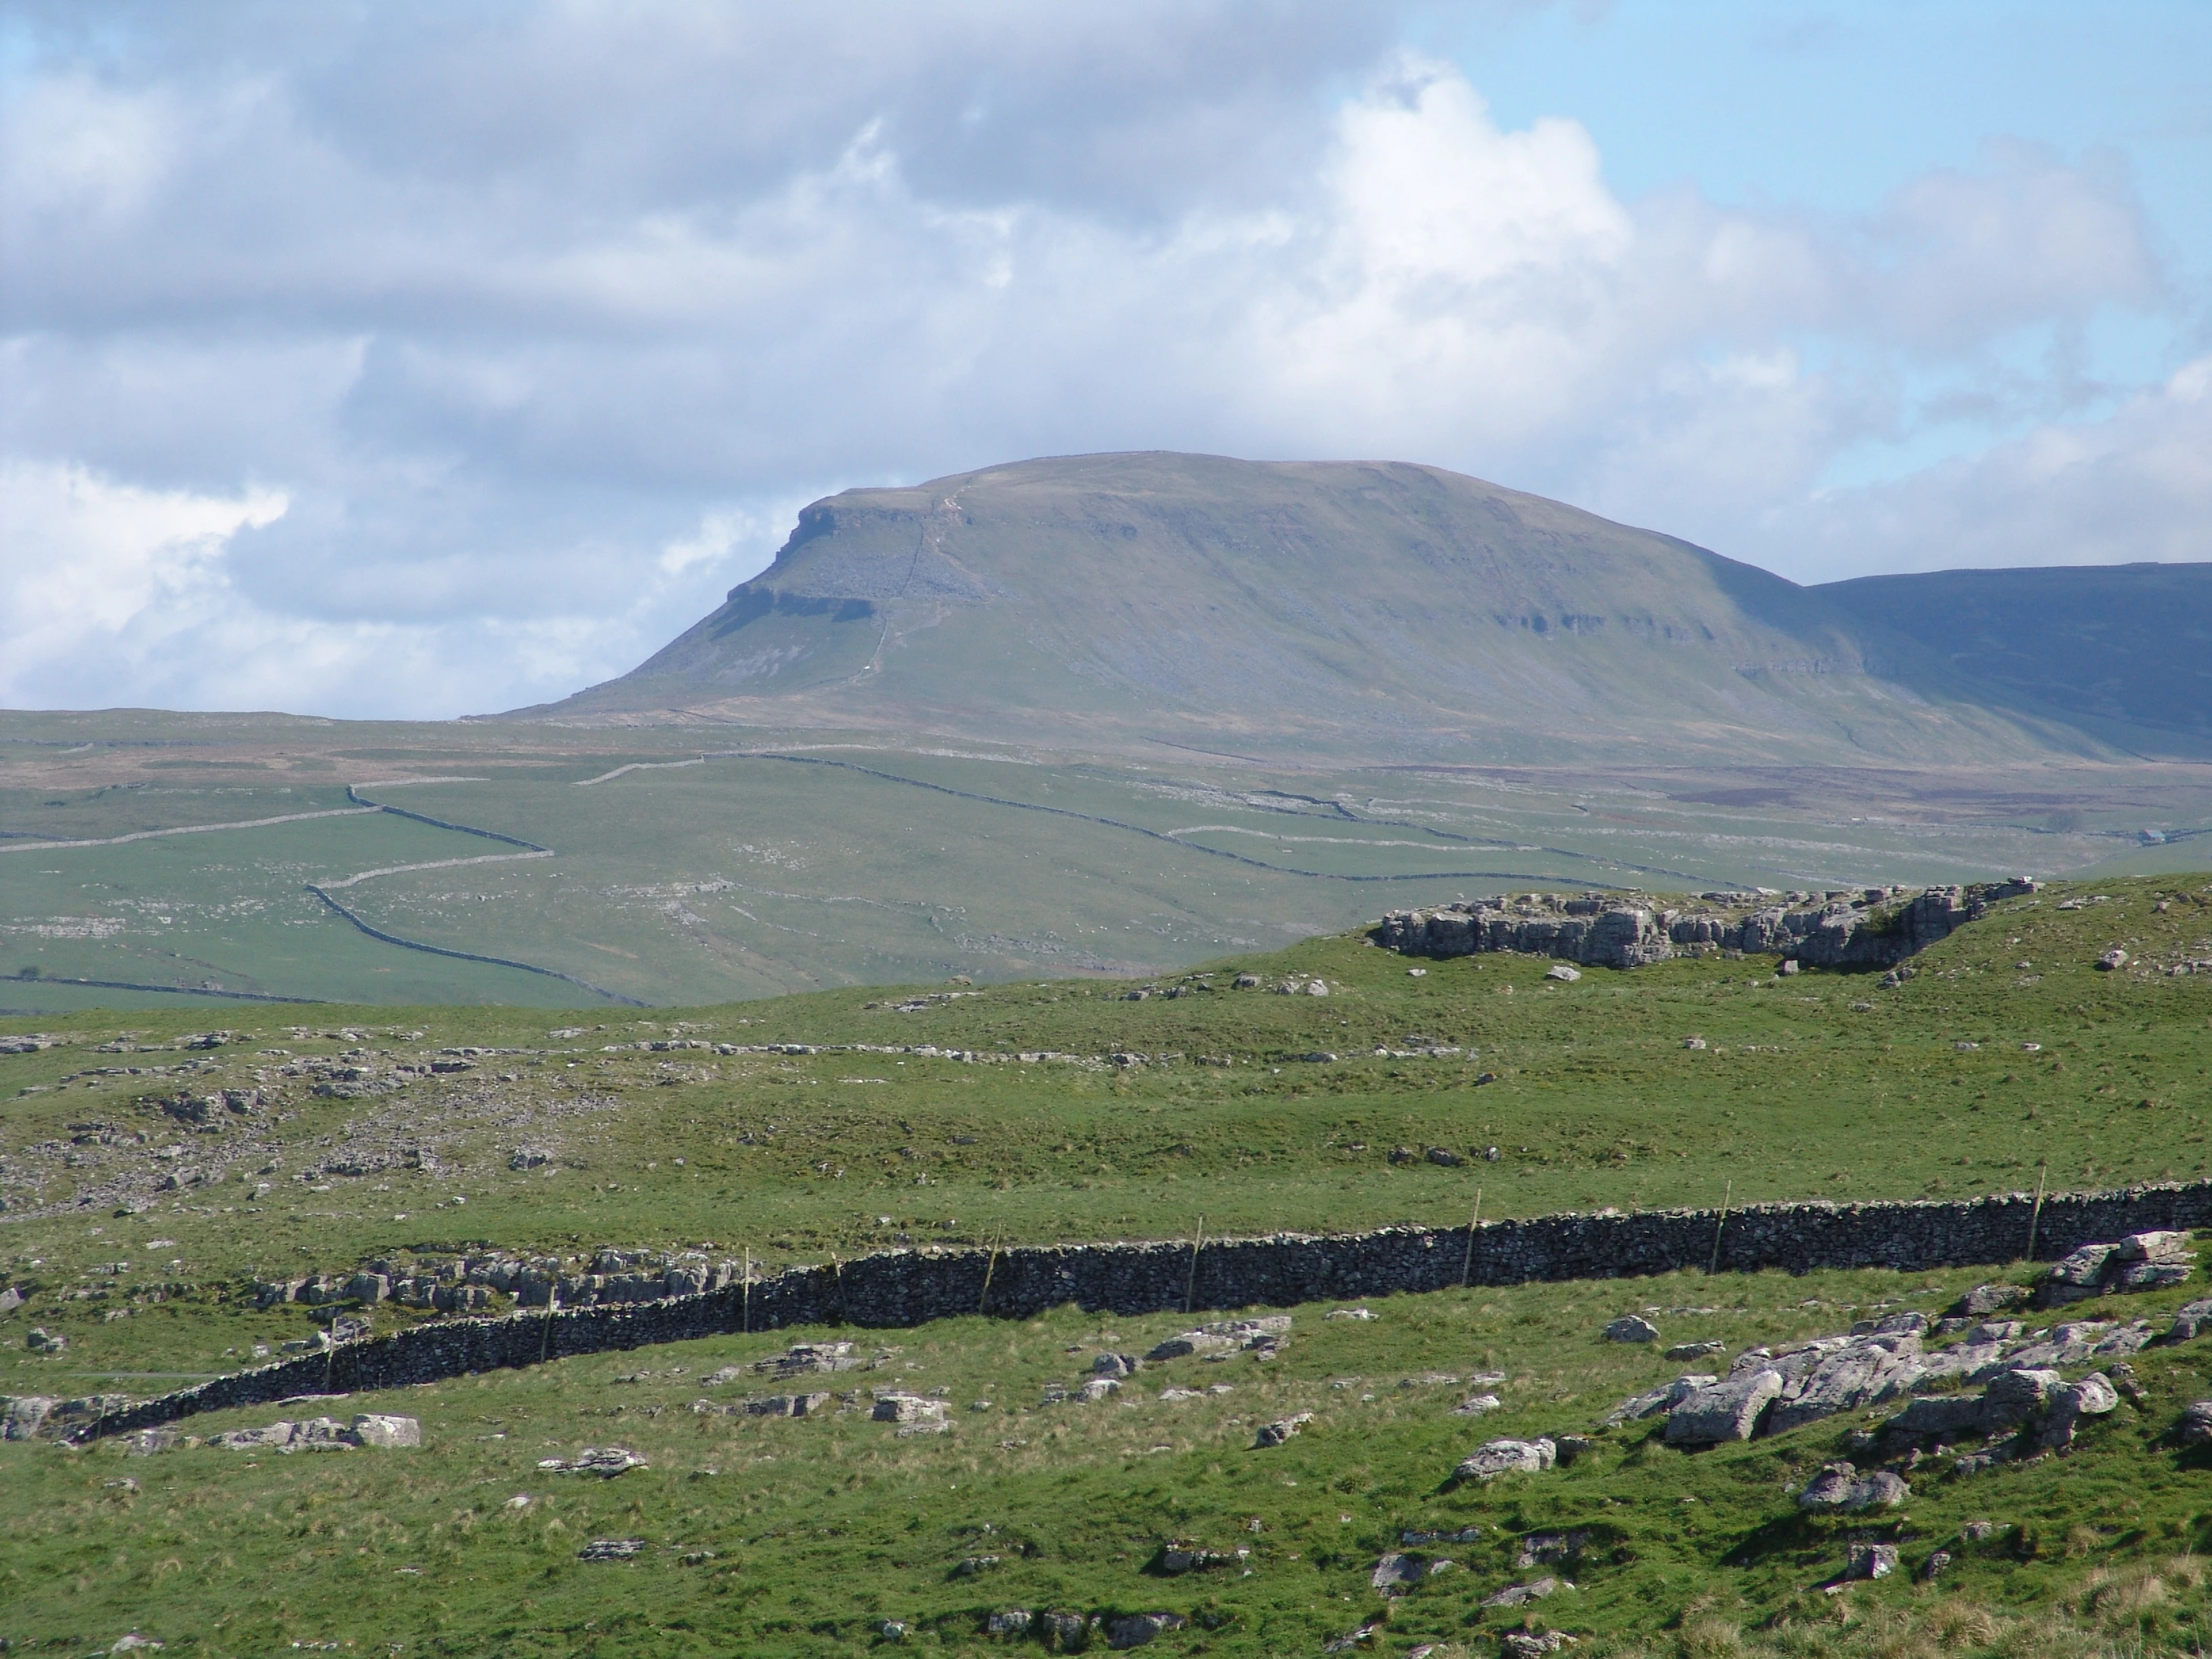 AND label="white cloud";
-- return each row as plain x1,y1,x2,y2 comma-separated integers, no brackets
0,461,287,704
1765,355,2212,582
0,13,2198,717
